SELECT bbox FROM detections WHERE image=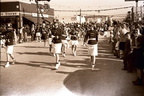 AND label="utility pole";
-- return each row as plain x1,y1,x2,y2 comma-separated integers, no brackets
80,9,81,23
135,0,138,22
140,6,143,20
131,7,134,22
35,0,51,29
36,0,40,29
